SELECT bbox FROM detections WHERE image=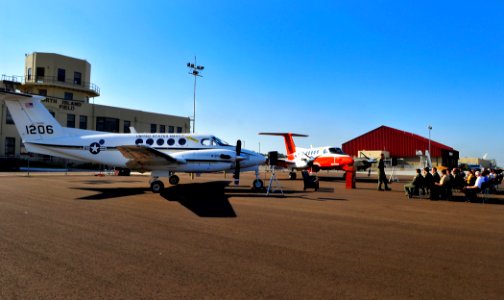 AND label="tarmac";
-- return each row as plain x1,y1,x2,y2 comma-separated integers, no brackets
1,171,504,299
